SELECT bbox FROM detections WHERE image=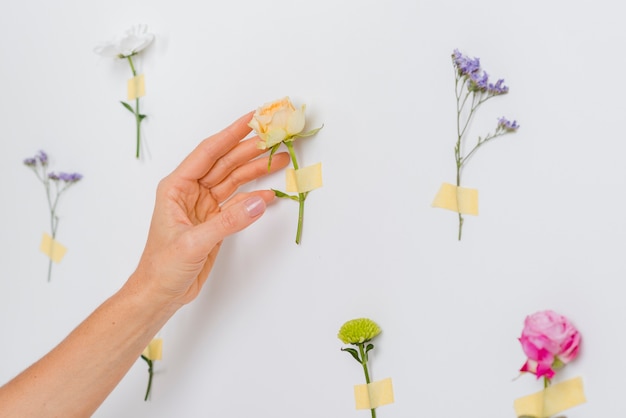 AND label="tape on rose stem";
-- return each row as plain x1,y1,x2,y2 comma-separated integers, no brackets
514,376,586,418
285,162,323,193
